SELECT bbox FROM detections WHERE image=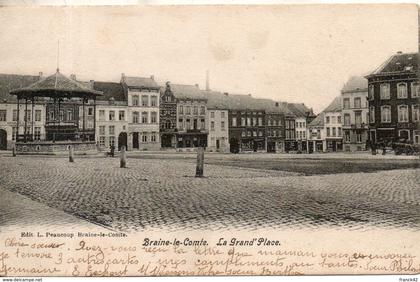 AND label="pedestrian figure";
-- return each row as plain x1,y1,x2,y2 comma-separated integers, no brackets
110,145,115,157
